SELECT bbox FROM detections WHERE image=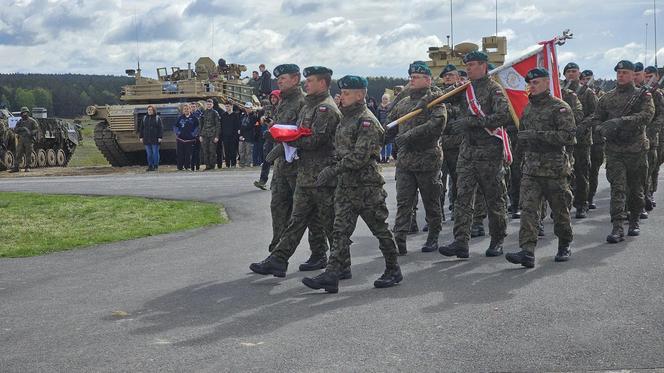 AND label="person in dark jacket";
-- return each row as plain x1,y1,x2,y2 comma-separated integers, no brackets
213,99,225,168
174,104,199,170
377,94,392,163
367,96,379,117
258,64,272,99
221,103,240,167
254,90,281,189
190,102,203,171
238,103,260,167
138,105,164,171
